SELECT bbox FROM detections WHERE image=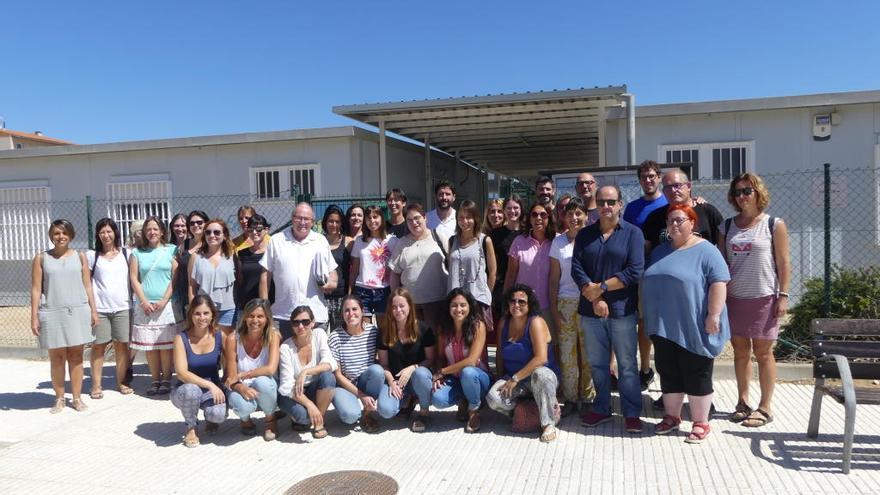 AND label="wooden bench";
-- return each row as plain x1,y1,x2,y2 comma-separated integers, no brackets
808,318,880,474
